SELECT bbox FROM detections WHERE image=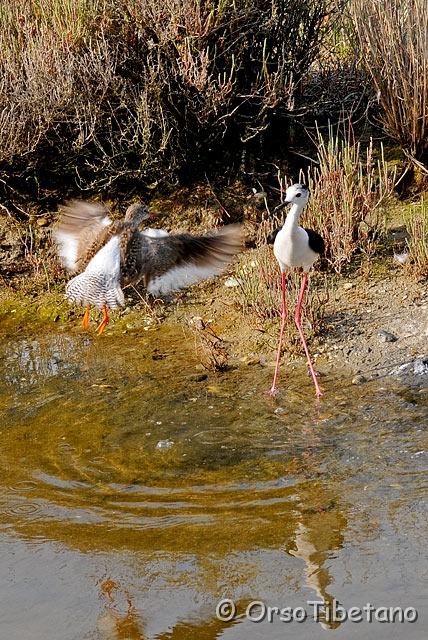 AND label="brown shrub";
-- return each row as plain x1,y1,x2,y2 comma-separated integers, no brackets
0,0,342,195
